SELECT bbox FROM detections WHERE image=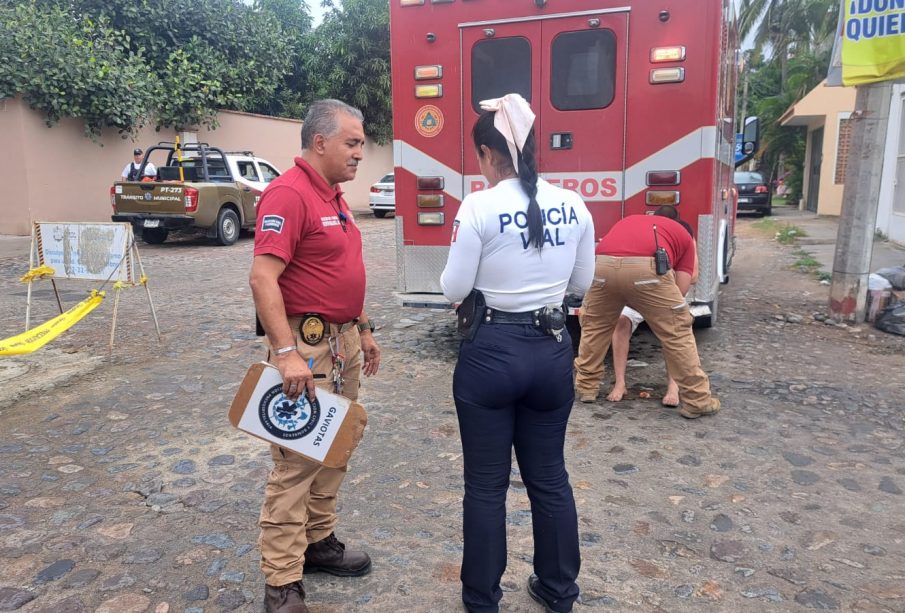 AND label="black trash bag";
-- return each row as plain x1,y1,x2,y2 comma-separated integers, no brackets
875,266,905,291
875,302,905,336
